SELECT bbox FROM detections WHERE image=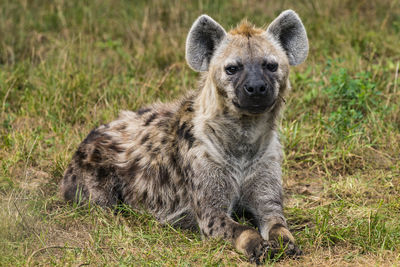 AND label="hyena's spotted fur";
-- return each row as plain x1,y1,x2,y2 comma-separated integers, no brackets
61,10,308,263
